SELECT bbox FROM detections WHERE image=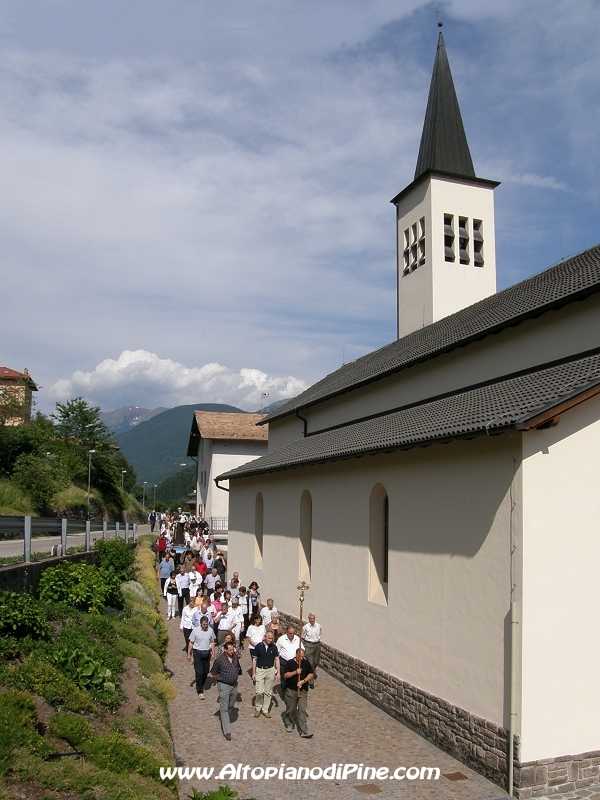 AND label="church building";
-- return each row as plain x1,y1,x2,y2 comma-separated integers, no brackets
218,32,600,798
